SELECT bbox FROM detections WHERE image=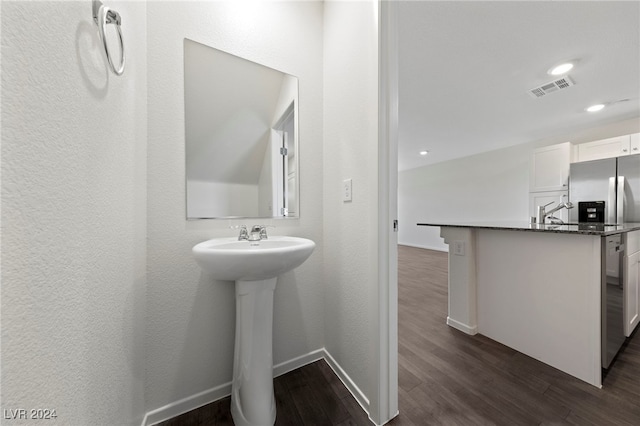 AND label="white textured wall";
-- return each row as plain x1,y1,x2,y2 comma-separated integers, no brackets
399,117,640,251
1,1,147,425
323,0,379,406
146,0,324,413
399,143,531,251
